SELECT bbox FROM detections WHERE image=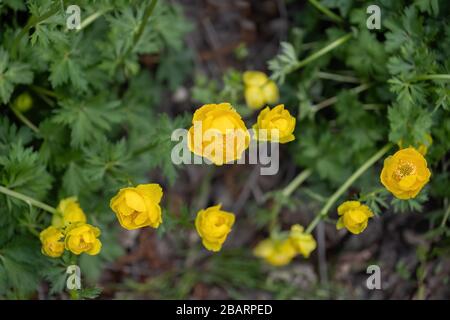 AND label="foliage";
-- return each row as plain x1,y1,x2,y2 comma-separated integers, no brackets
0,0,192,298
